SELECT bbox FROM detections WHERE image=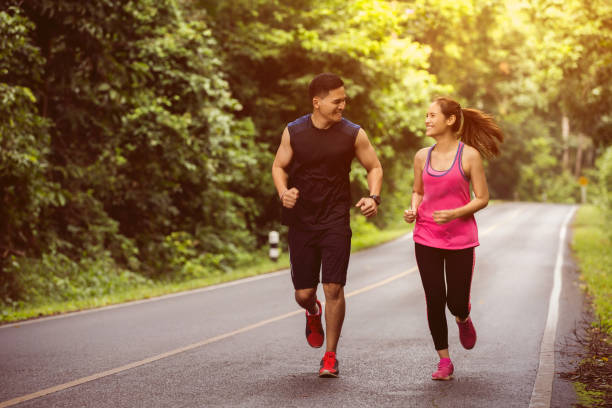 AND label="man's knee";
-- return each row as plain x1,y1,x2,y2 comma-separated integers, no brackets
322,283,344,301
295,288,317,305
